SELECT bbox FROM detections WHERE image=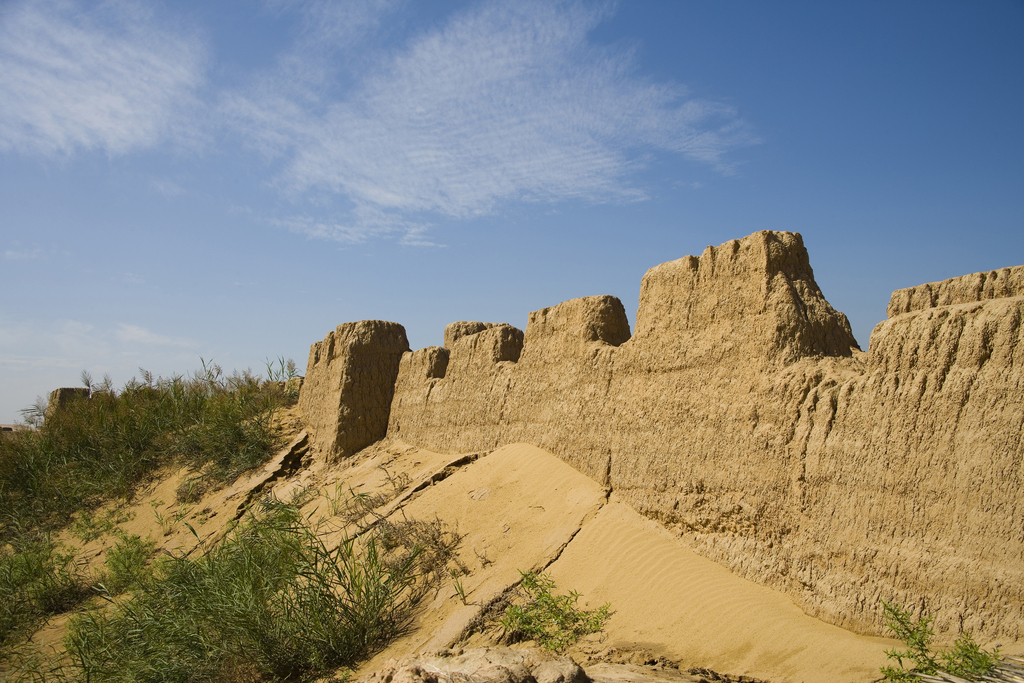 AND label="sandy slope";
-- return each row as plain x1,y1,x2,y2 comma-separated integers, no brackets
347,442,896,683
545,500,893,682
37,436,903,682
